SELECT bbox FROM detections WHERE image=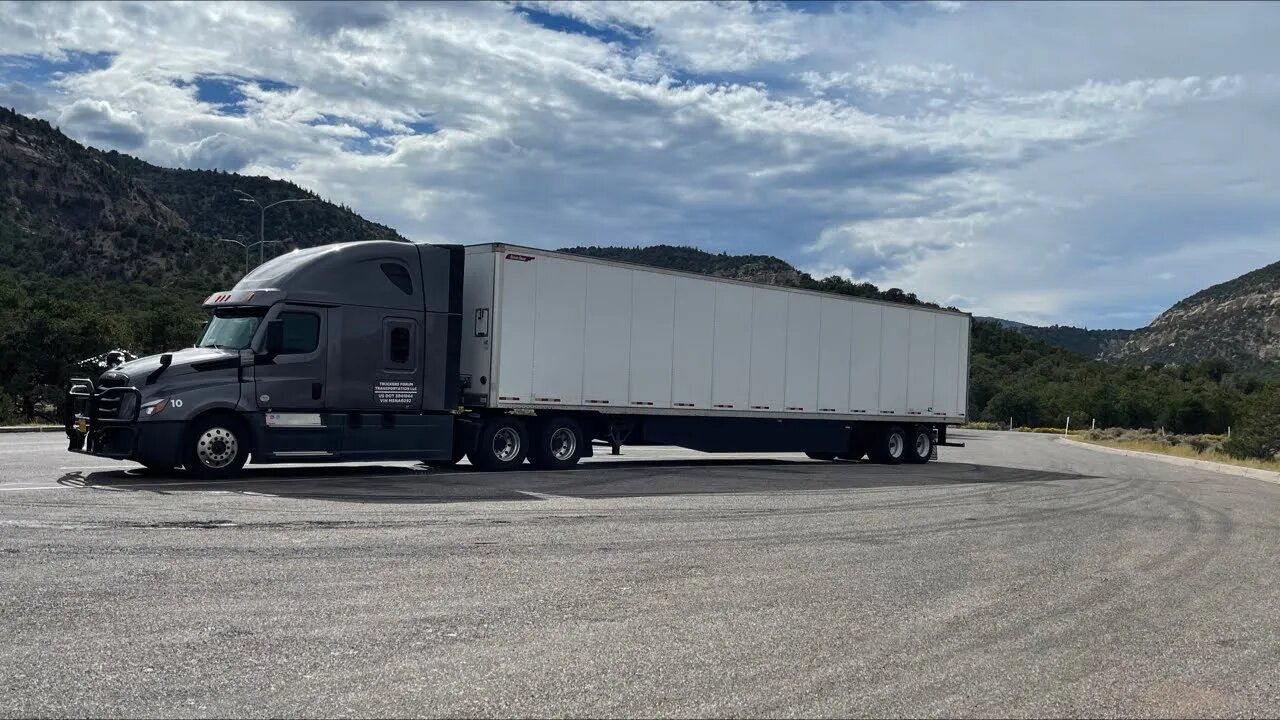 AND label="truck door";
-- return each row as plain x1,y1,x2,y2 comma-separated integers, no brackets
339,314,451,460
256,305,328,410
